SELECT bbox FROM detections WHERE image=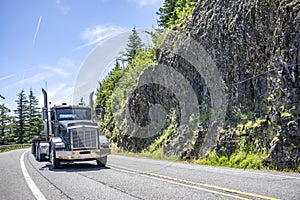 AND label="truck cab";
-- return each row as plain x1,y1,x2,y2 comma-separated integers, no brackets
32,89,110,169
